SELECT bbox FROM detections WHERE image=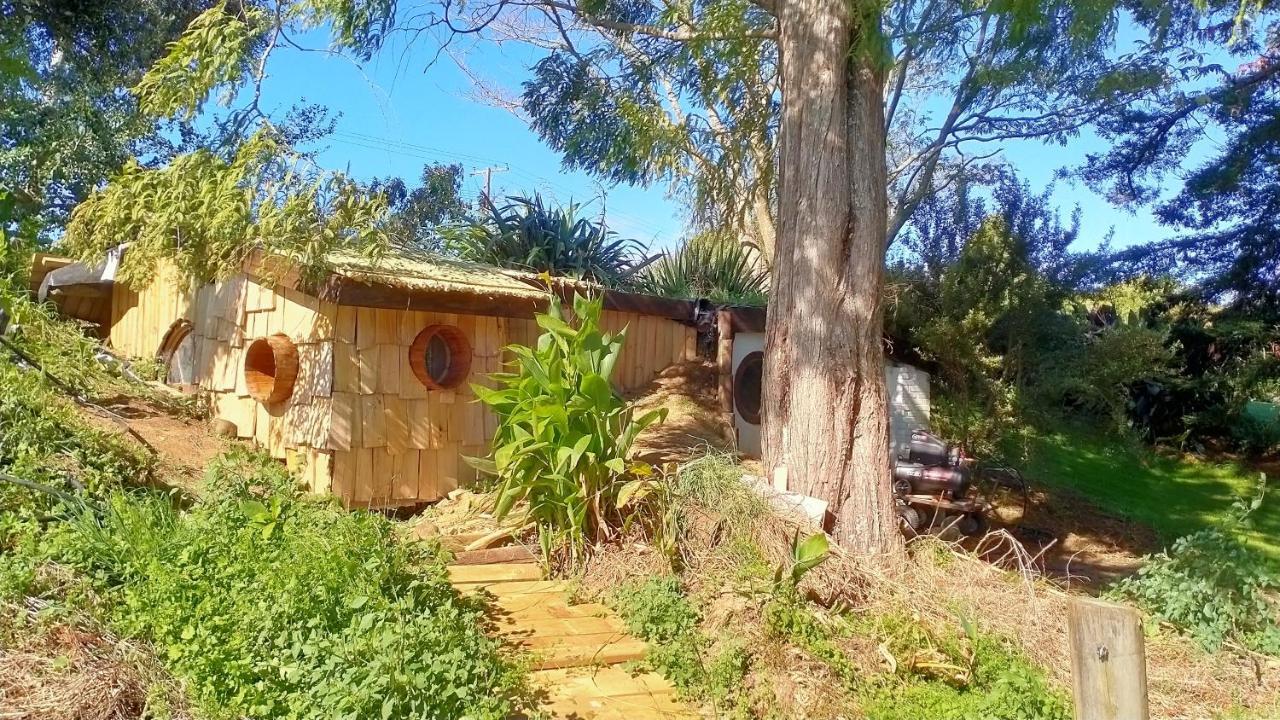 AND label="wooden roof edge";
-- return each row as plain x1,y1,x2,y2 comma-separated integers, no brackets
242,248,700,324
